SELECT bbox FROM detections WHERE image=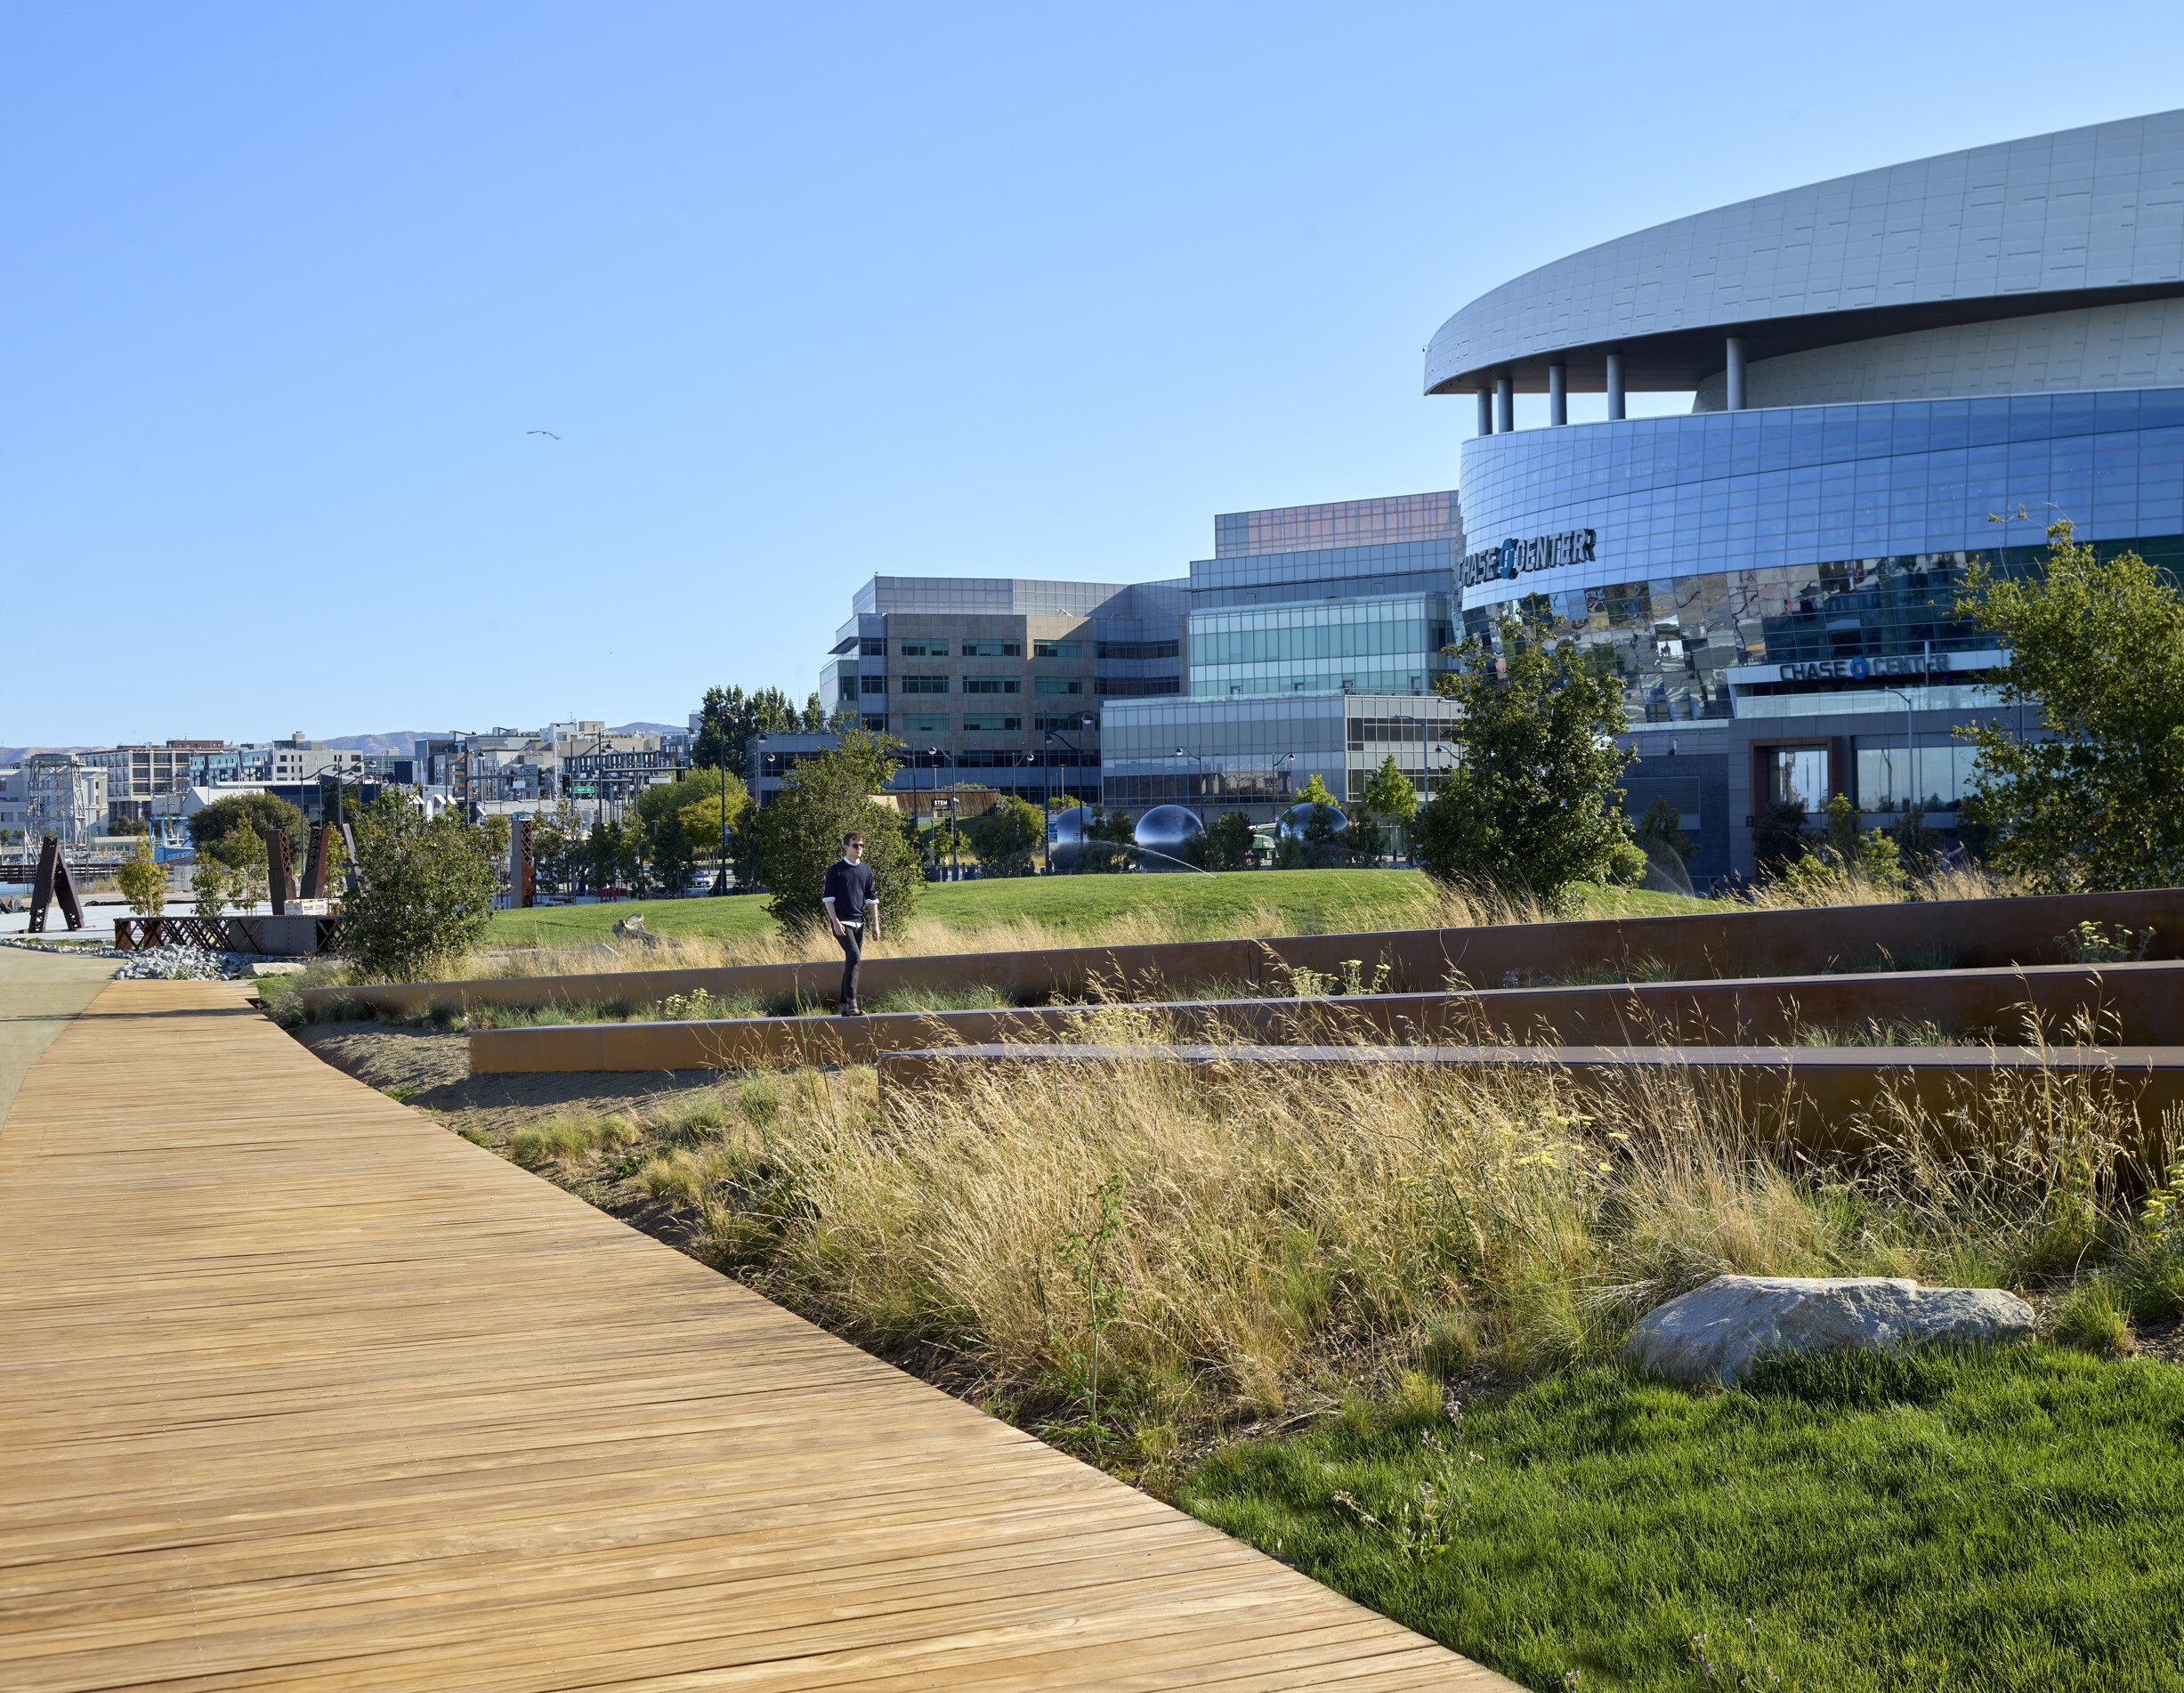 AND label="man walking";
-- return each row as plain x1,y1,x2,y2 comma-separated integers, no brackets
821,830,879,1016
